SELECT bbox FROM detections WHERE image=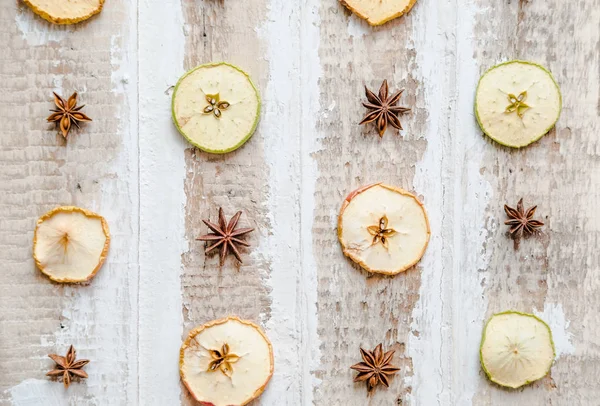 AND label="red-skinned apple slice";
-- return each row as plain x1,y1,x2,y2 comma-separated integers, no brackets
338,183,430,275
